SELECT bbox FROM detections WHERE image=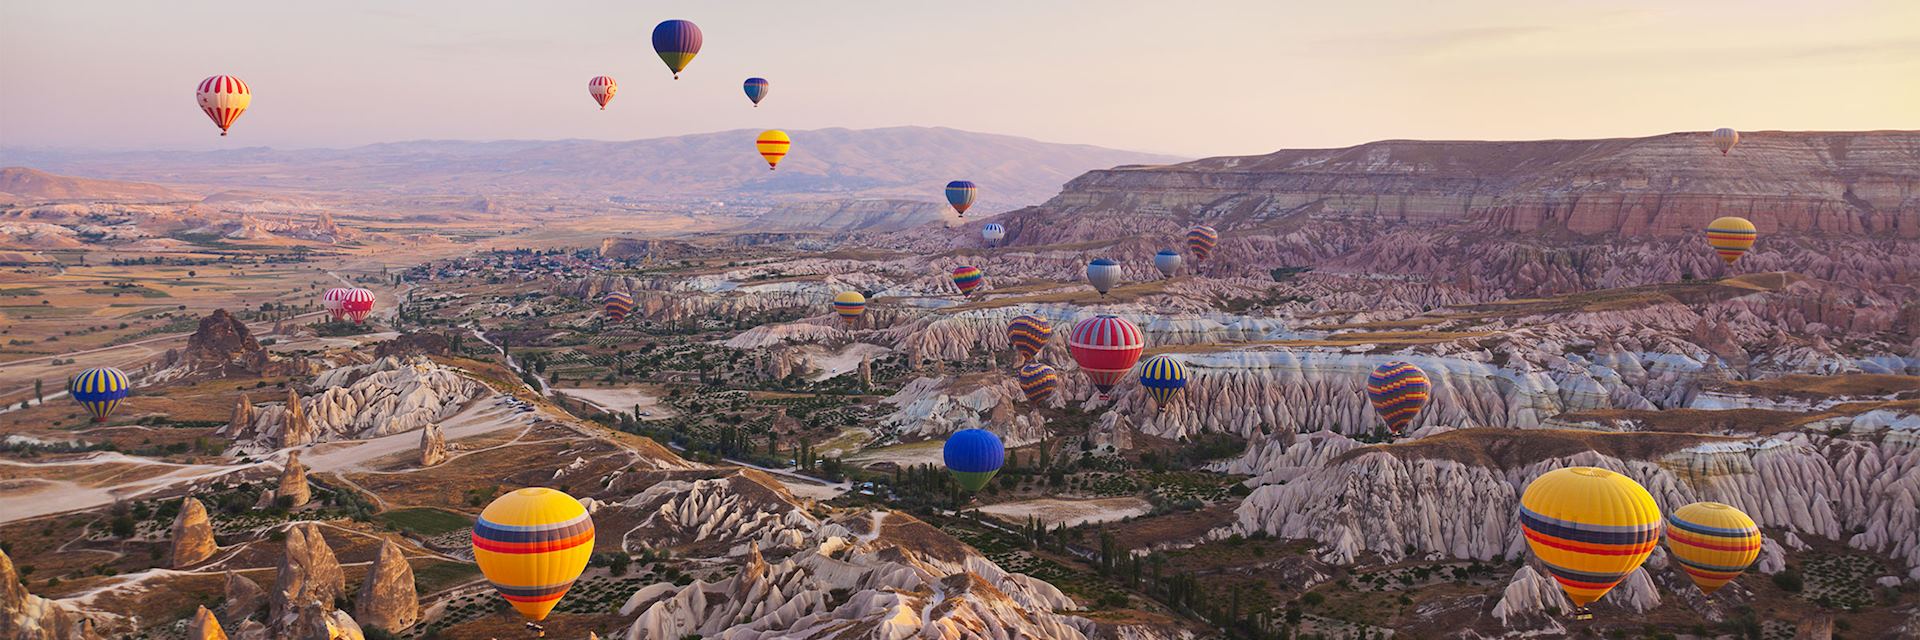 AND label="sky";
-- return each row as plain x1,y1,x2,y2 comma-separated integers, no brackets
1,0,1914,157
